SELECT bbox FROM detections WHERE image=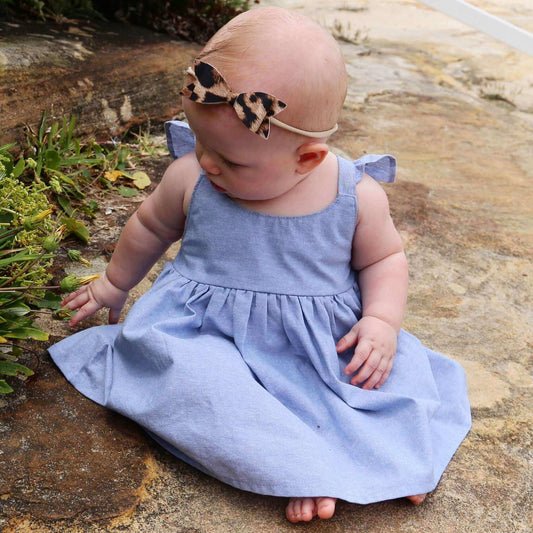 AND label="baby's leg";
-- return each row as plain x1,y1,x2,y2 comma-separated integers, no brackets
285,497,337,523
